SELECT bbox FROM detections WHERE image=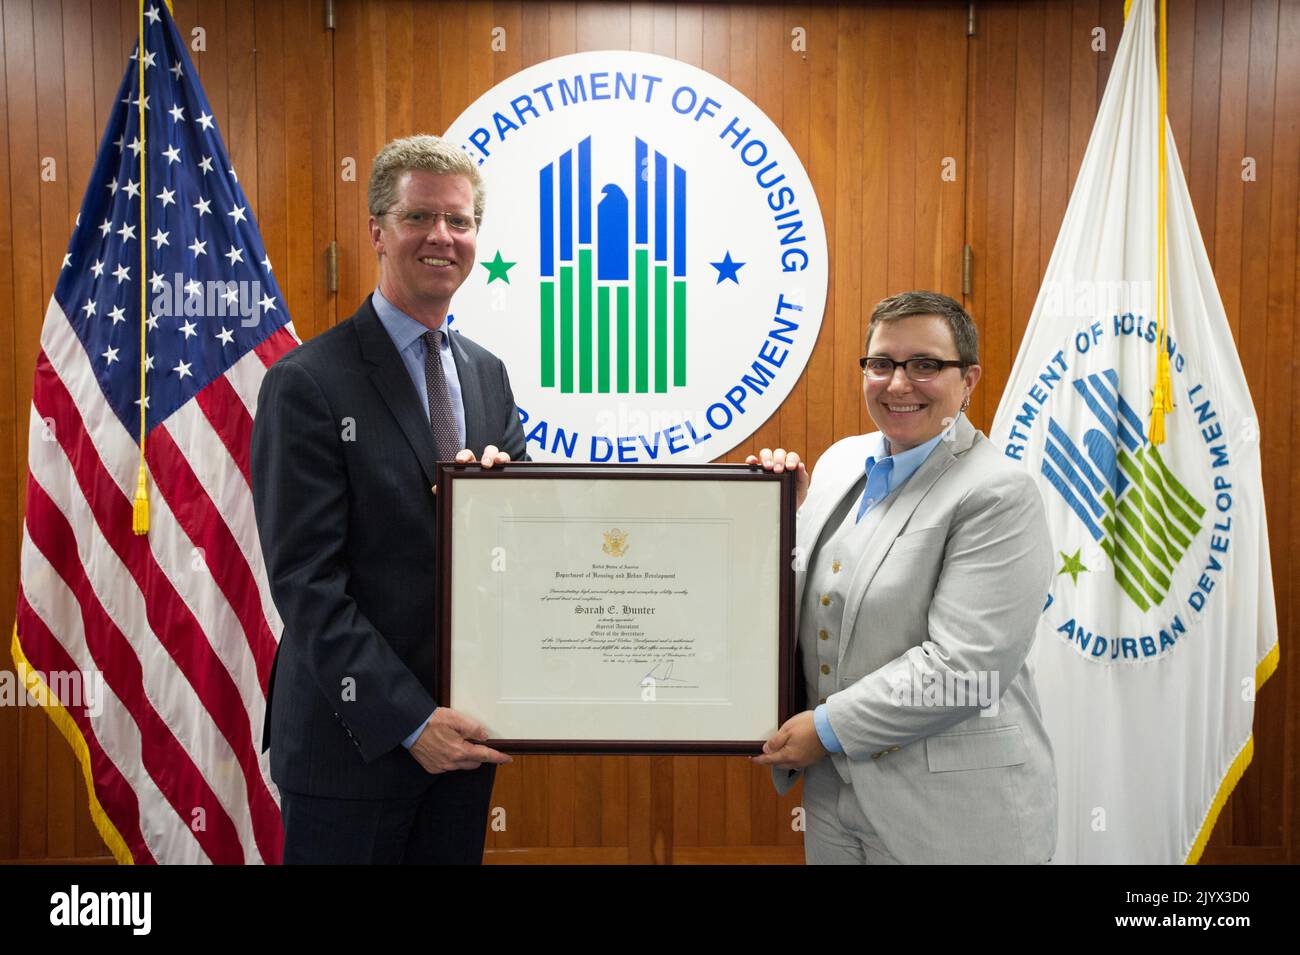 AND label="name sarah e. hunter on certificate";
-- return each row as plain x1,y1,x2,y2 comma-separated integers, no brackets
518,523,729,698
